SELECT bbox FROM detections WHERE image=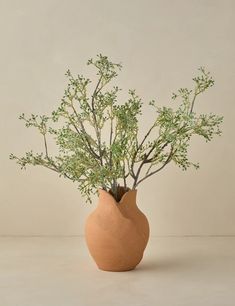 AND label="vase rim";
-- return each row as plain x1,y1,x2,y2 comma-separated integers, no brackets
98,188,137,205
